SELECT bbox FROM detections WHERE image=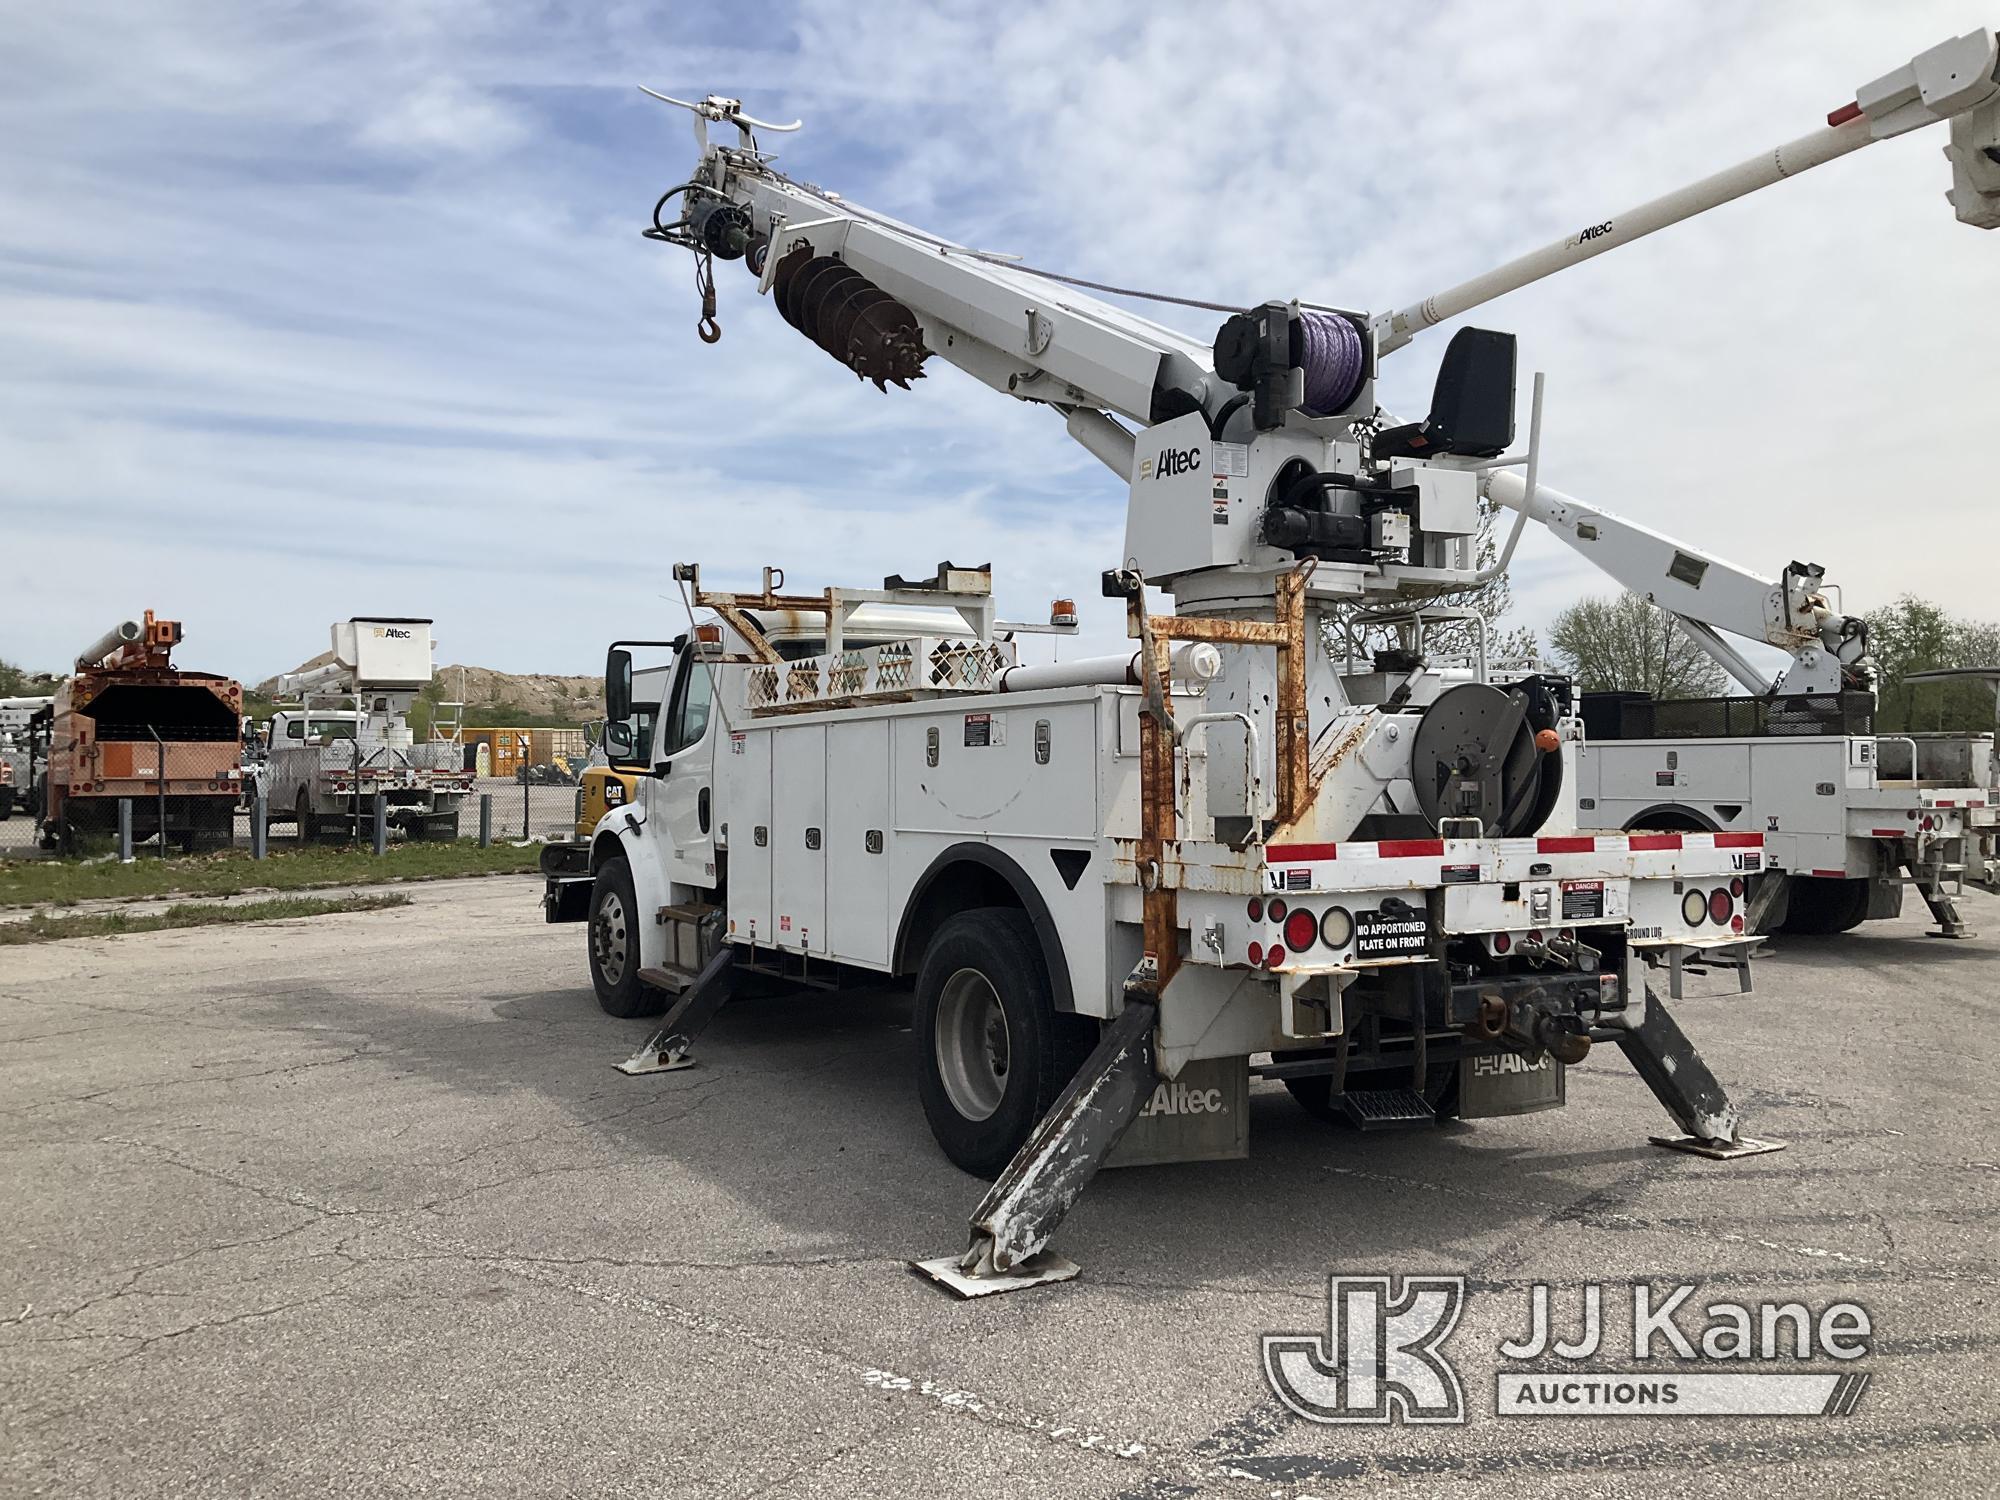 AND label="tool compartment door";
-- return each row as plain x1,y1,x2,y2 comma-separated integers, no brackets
826,719,893,966
724,730,773,946
772,724,828,954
